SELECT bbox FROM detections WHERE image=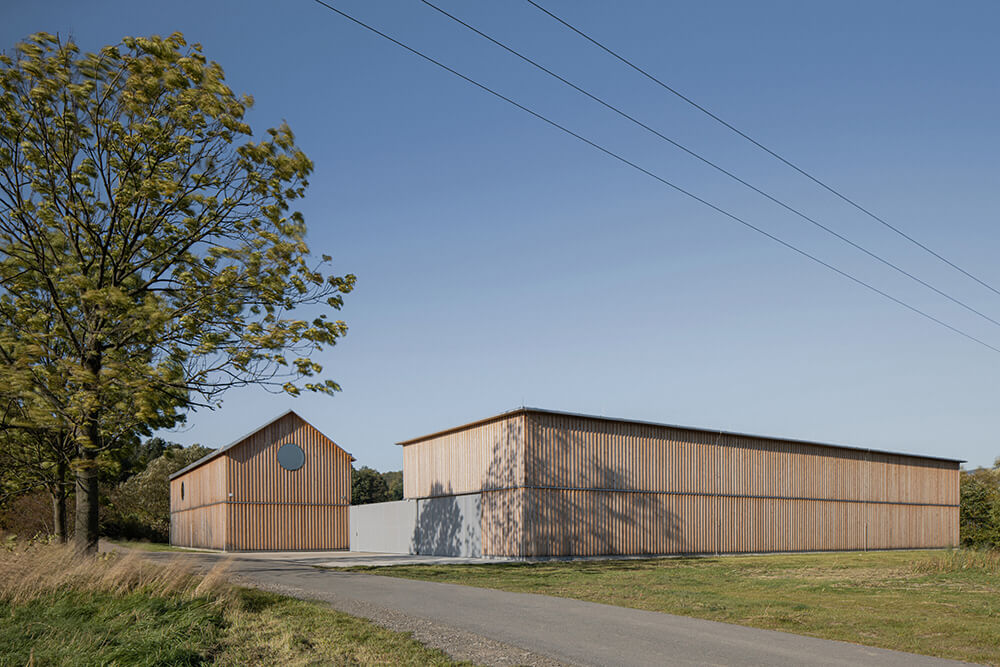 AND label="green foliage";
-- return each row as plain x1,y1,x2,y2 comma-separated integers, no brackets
960,461,1000,549
0,32,354,548
383,470,404,501
0,31,354,406
111,437,179,484
103,443,212,541
350,467,404,504
351,466,390,505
